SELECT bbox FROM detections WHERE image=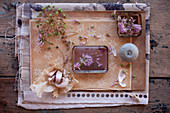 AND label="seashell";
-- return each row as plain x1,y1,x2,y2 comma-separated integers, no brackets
54,77,69,88
55,71,63,84
119,43,138,62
